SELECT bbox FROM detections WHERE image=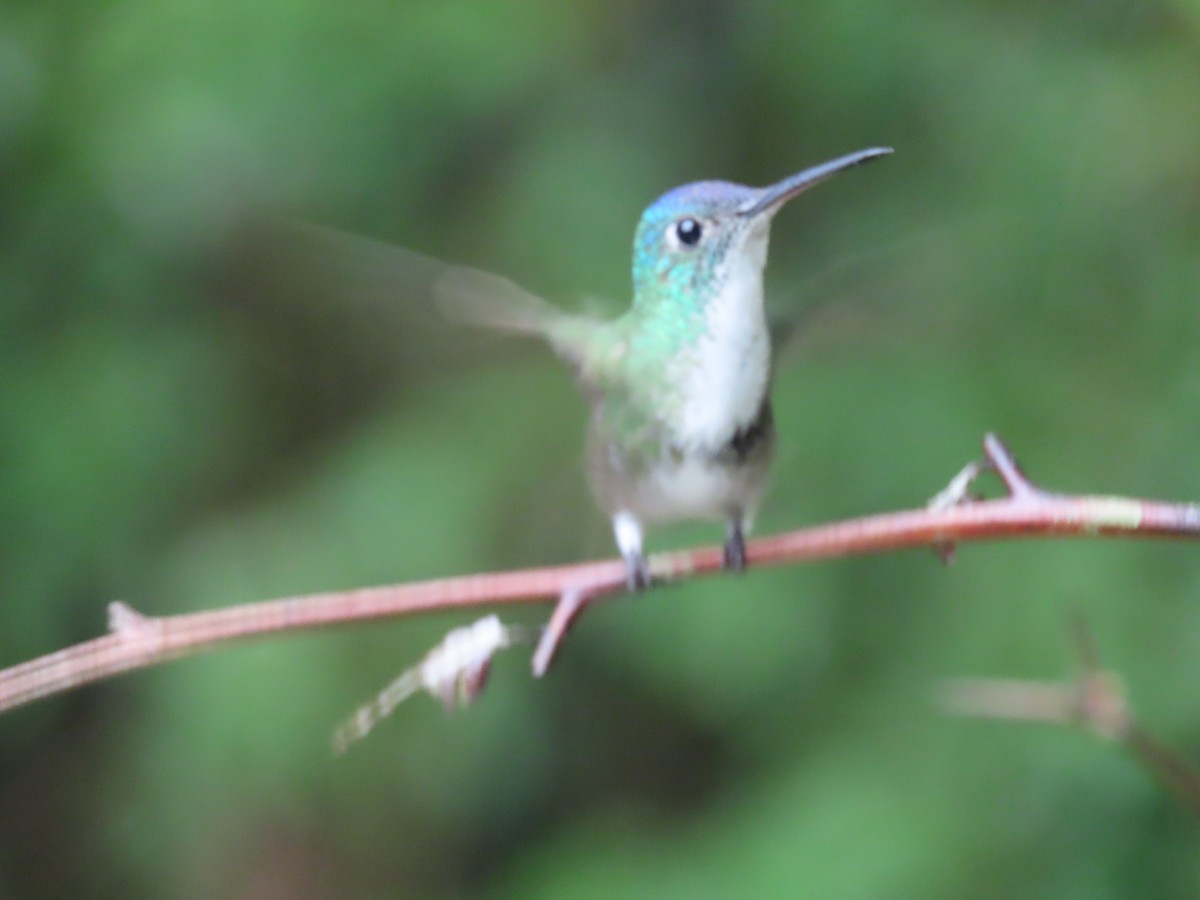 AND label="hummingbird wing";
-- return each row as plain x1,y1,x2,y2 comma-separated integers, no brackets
258,219,618,385
435,264,612,376
435,265,563,338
